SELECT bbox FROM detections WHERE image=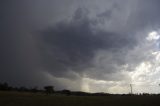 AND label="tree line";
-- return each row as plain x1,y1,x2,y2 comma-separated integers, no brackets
0,82,160,96
0,82,41,92
0,82,111,96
